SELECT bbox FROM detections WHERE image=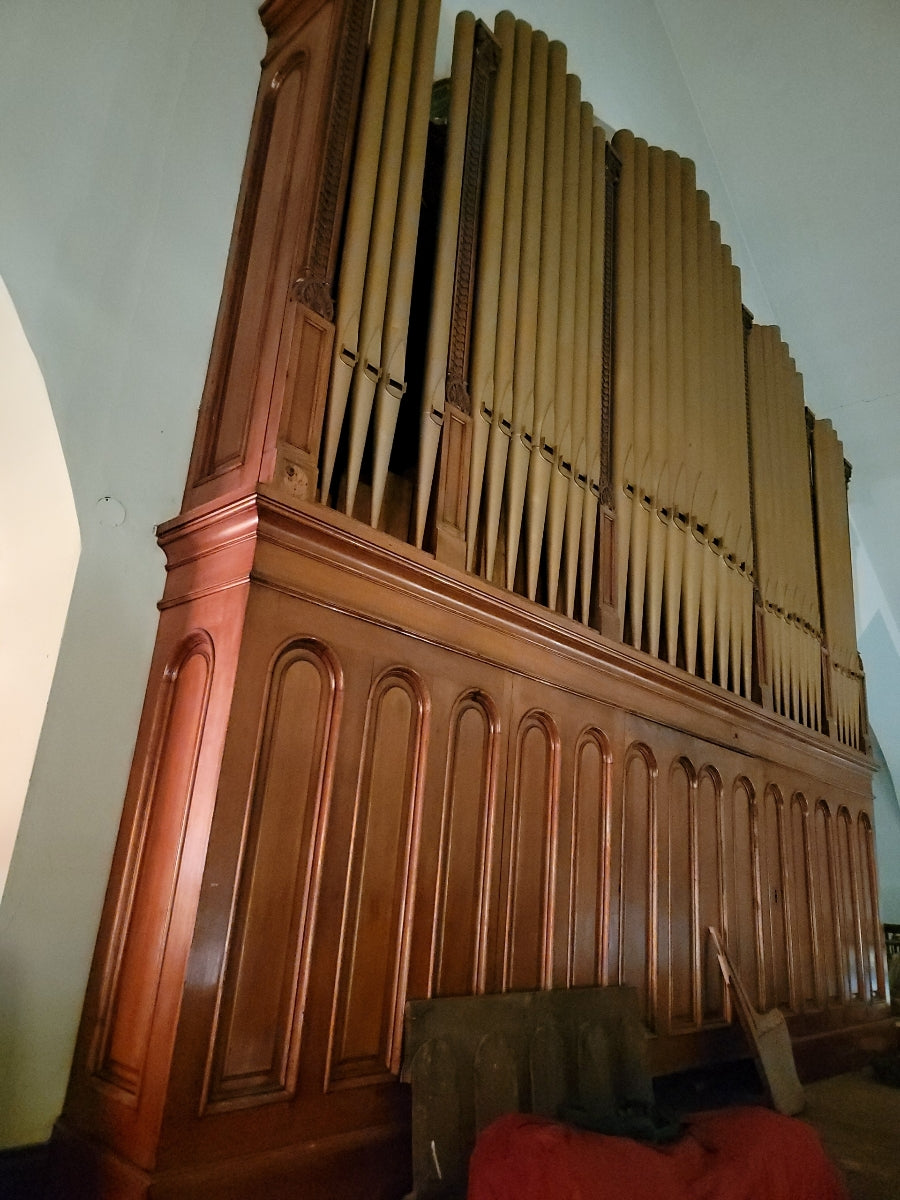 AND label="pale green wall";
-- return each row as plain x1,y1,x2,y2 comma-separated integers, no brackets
0,0,264,1147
